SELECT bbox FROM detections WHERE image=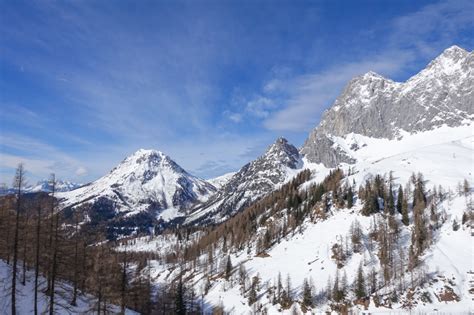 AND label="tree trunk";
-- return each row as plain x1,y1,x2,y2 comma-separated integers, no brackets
71,217,79,306
34,206,41,315
21,213,29,286
49,213,59,315
11,163,25,315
